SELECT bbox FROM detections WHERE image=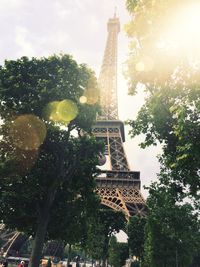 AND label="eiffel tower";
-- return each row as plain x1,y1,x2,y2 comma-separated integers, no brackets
0,13,147,257
92,13,147,218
